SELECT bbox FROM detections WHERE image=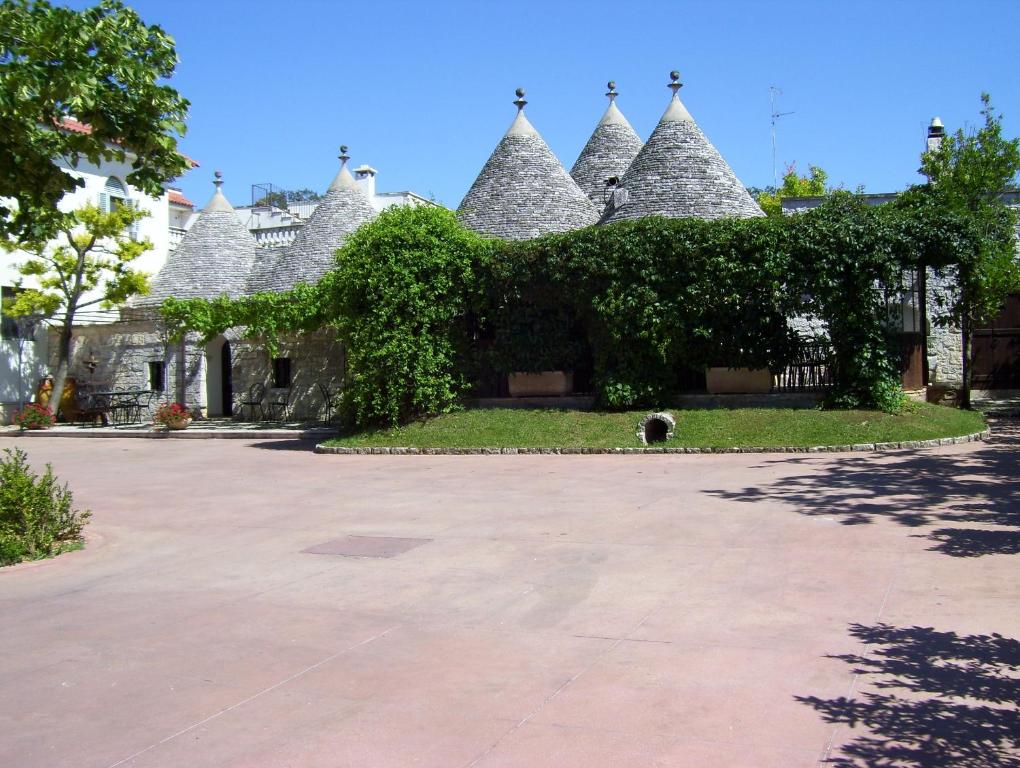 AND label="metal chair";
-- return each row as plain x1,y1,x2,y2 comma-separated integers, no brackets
318,382,337,424
76,391,112,427
265,387,291,422
238,383,266,421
